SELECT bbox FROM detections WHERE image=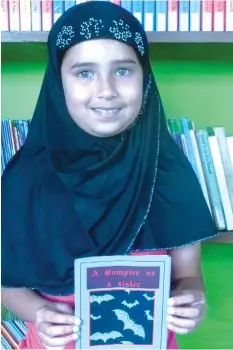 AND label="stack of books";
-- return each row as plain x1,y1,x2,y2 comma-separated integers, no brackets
1,0,233,33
